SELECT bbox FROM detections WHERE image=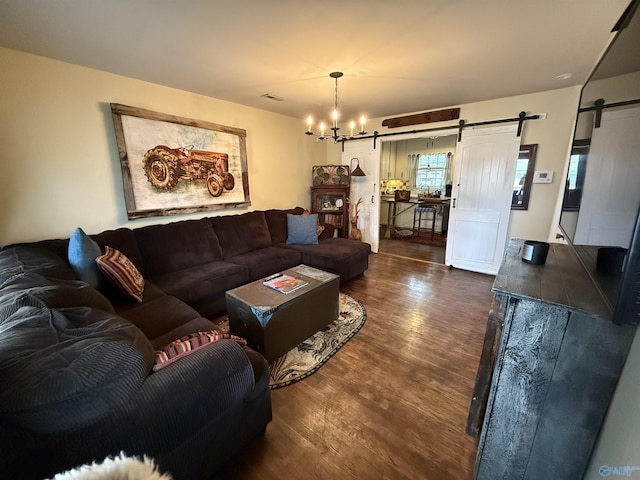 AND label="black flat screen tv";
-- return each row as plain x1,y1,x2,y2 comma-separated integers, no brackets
559,0,640,325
